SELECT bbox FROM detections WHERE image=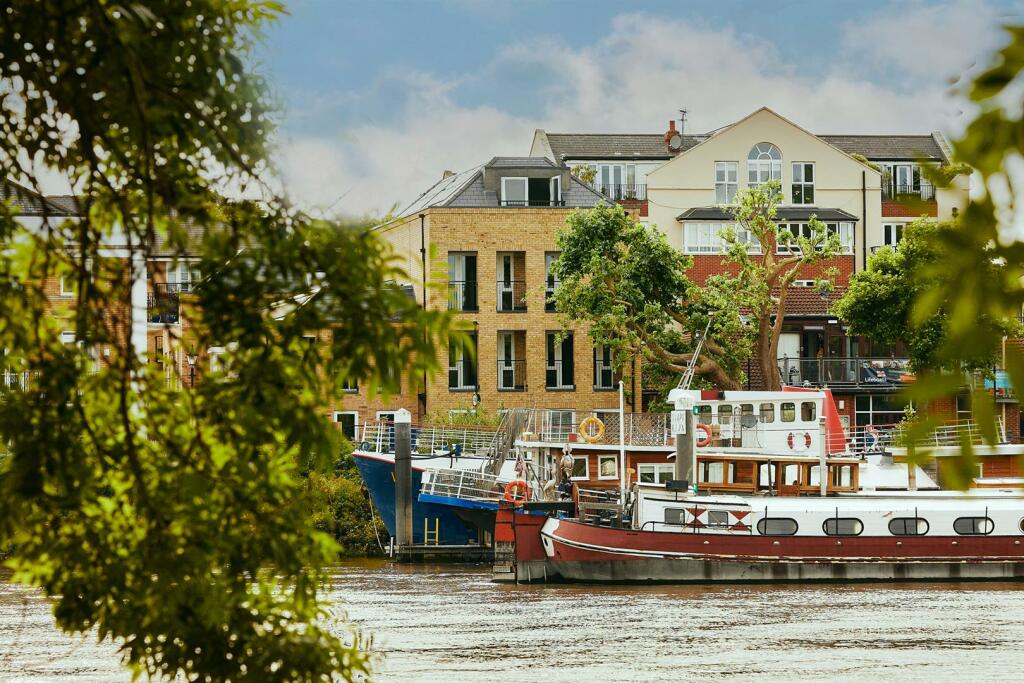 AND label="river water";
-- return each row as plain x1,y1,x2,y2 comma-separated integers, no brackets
3,560,1024,681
